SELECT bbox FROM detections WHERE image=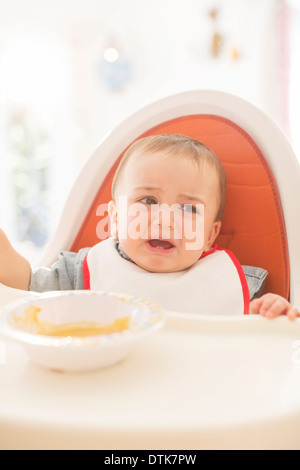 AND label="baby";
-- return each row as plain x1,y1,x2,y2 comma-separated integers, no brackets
0,134,298,319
